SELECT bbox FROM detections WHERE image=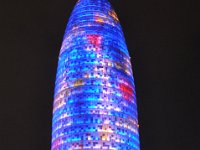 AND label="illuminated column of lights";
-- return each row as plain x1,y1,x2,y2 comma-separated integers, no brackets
51,0,140,149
